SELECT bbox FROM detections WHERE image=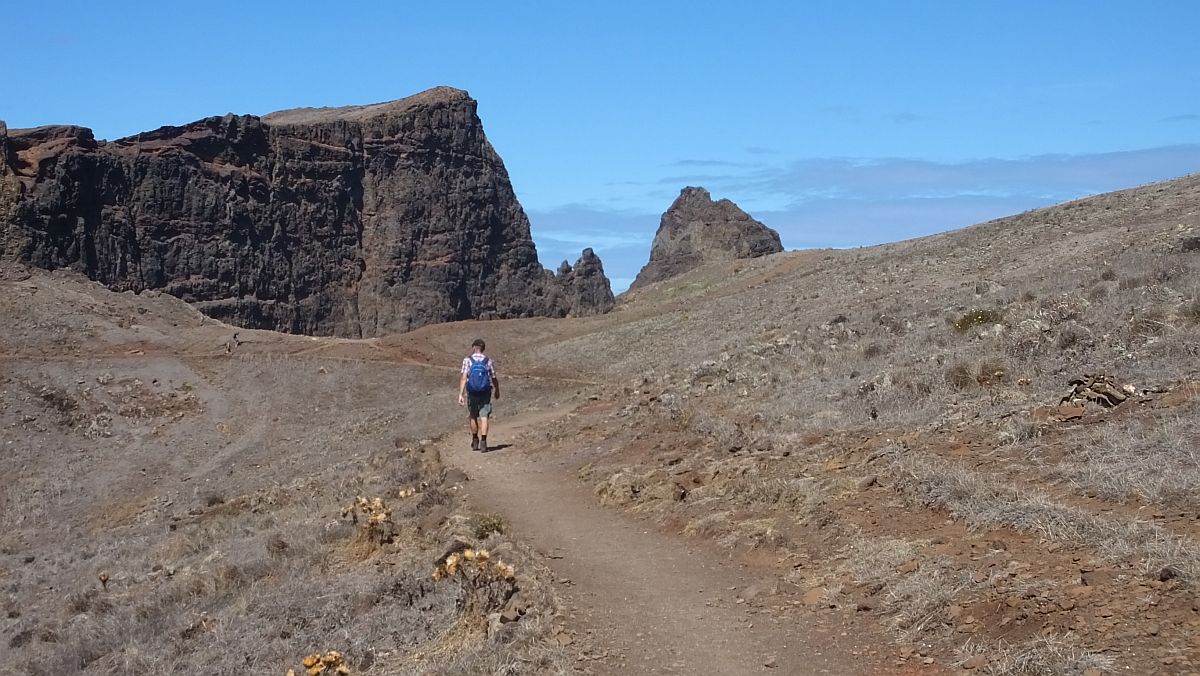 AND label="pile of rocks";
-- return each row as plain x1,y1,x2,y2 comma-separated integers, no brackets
1059,373,1137,408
